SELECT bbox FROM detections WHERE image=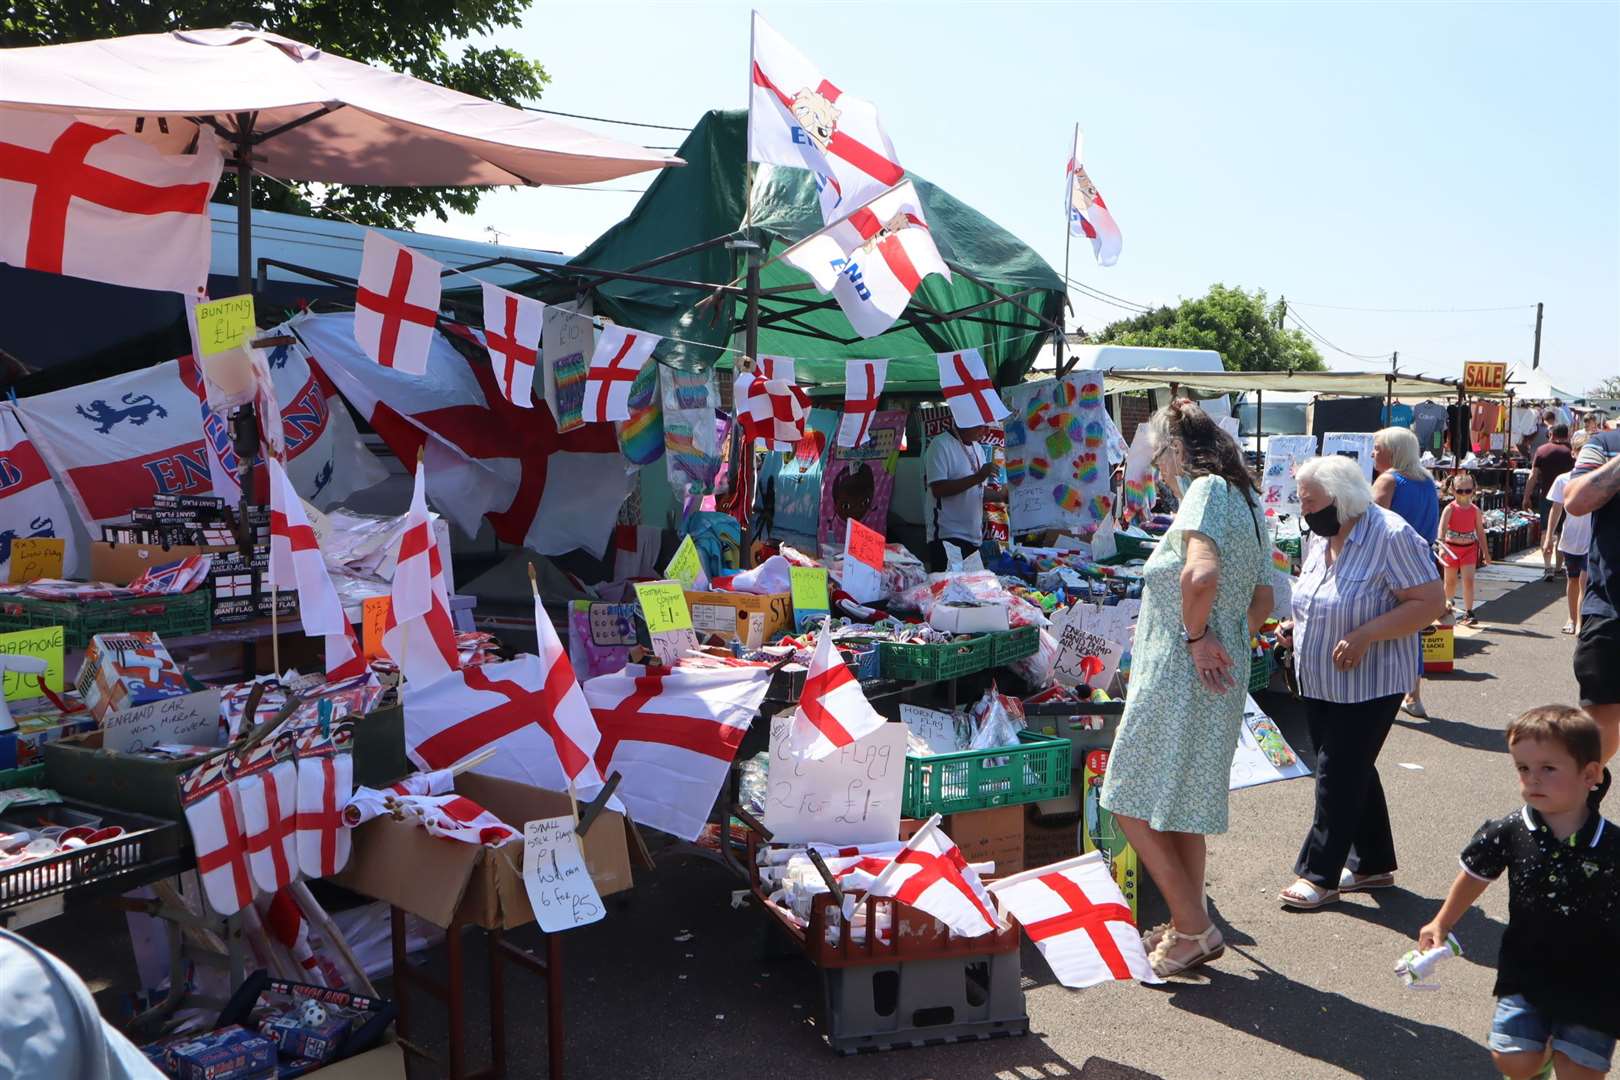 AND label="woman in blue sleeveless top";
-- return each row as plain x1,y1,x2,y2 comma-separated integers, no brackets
1373,427,1441,717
